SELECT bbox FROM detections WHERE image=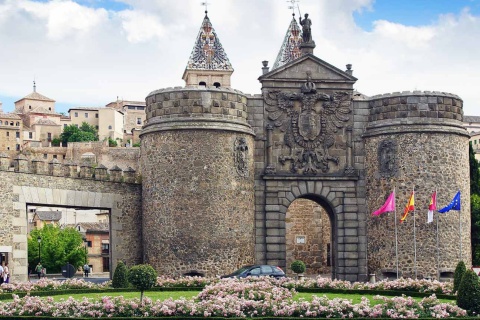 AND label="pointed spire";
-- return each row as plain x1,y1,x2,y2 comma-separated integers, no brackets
183,11,234,88
33,80,36,93
272,16,303,70
186,14,233,72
